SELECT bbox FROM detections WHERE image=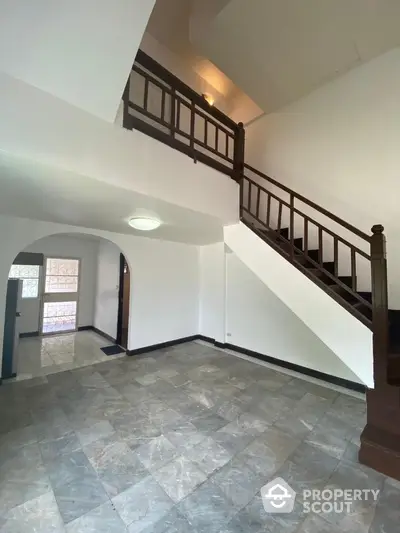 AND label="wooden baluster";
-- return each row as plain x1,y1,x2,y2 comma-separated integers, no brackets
334,237,339,278
161,89,166,122
266,194,271,228
247,181,252,213
144,78,149,111
204,119,208,146
319,227,323,265
351,248,357,291
239,178,245,218
277,202,283,234
190,101,195,152
225,134,229,158
122,75,130,129
233,122,245,183
215,127,219,153
290,193,294,261
304,218,308,257
255,186,261,220
170,90,176,137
